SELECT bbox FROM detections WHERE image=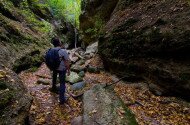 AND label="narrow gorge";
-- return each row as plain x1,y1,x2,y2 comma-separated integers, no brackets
0,0,190,125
